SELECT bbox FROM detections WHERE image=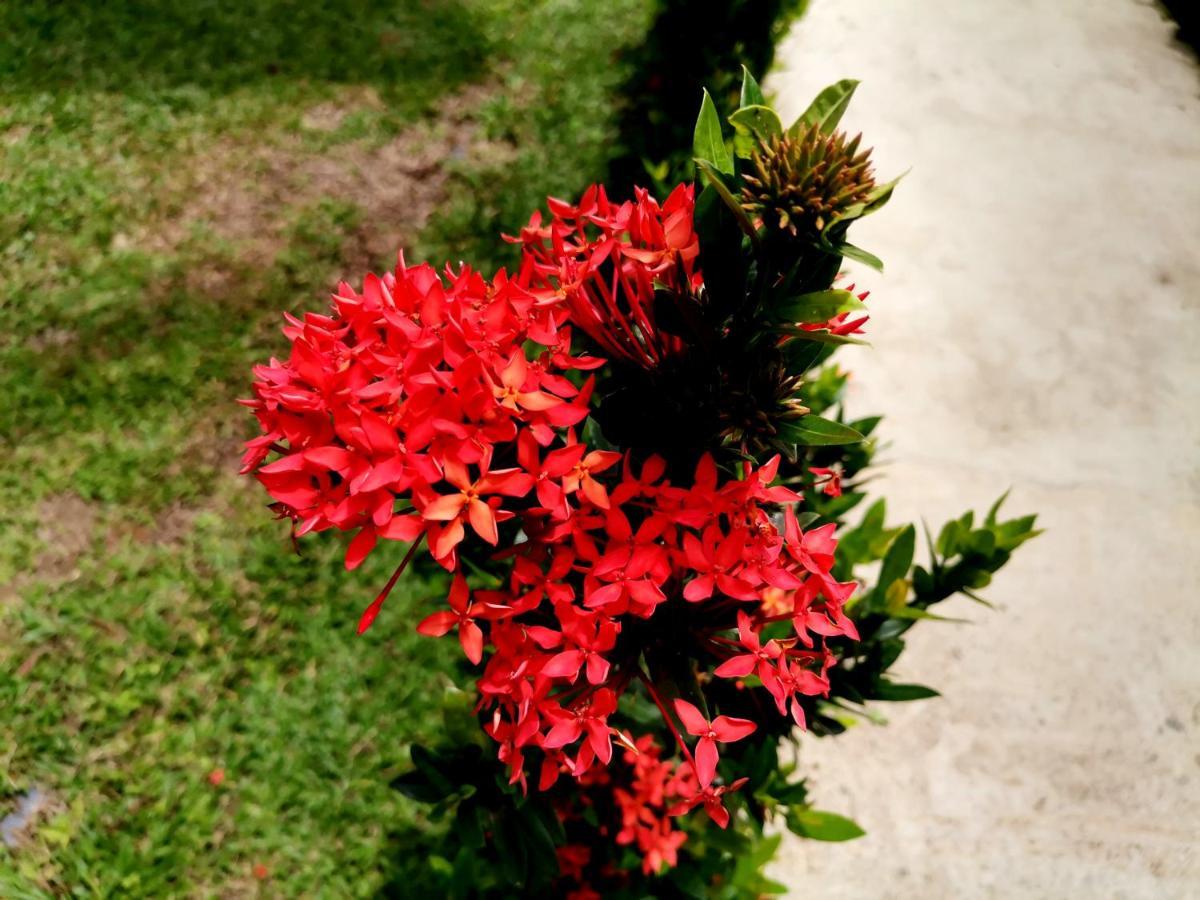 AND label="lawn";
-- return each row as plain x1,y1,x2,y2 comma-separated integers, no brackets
0,1,654,894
